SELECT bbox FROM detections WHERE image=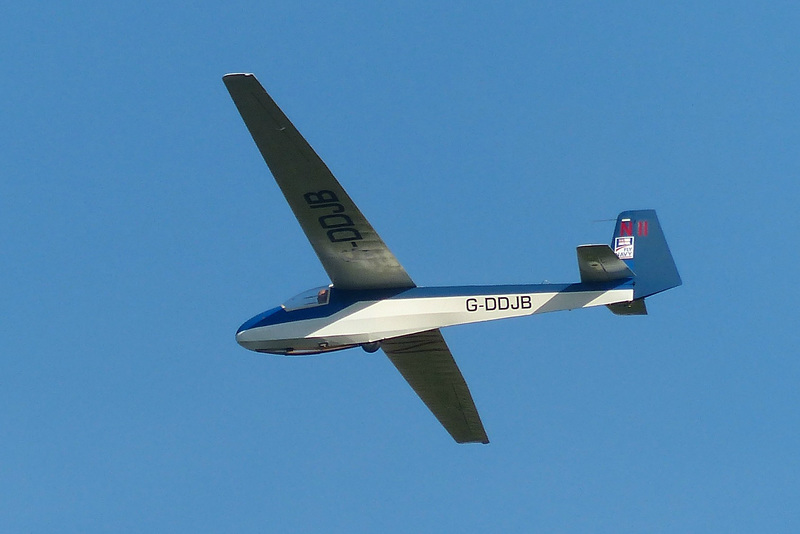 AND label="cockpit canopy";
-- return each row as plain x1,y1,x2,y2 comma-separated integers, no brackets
281,285,332,312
